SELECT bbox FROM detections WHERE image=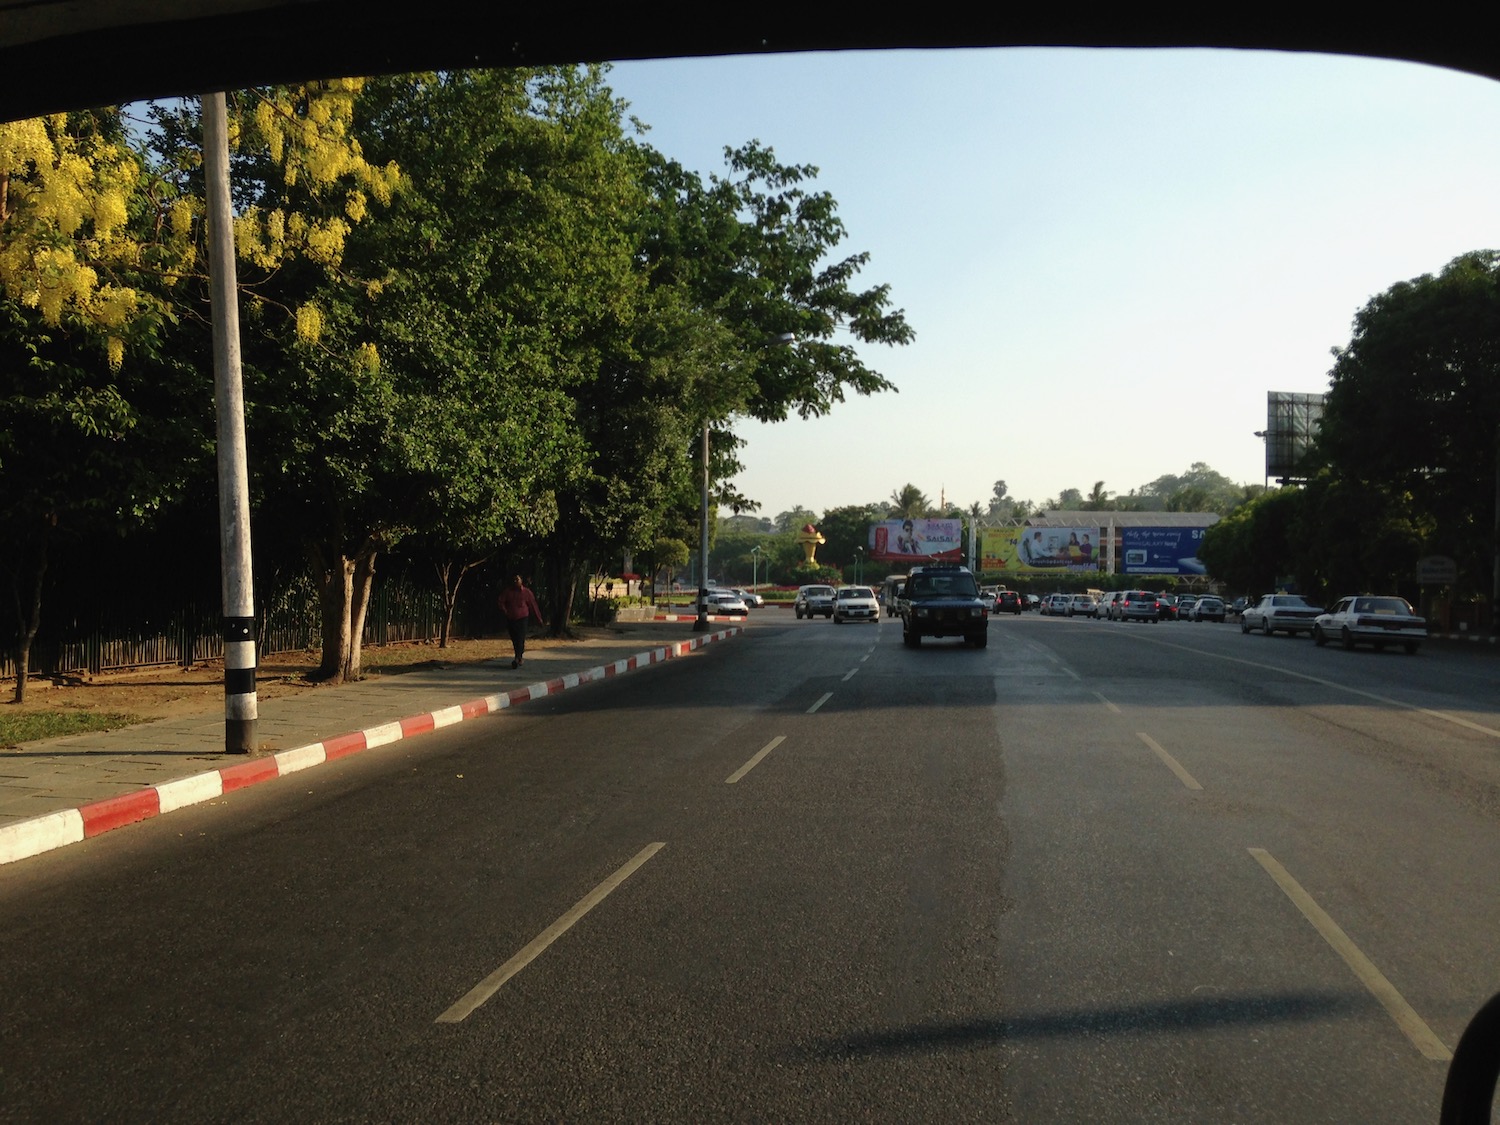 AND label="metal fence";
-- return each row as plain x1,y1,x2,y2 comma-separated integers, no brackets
2,578,467,682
